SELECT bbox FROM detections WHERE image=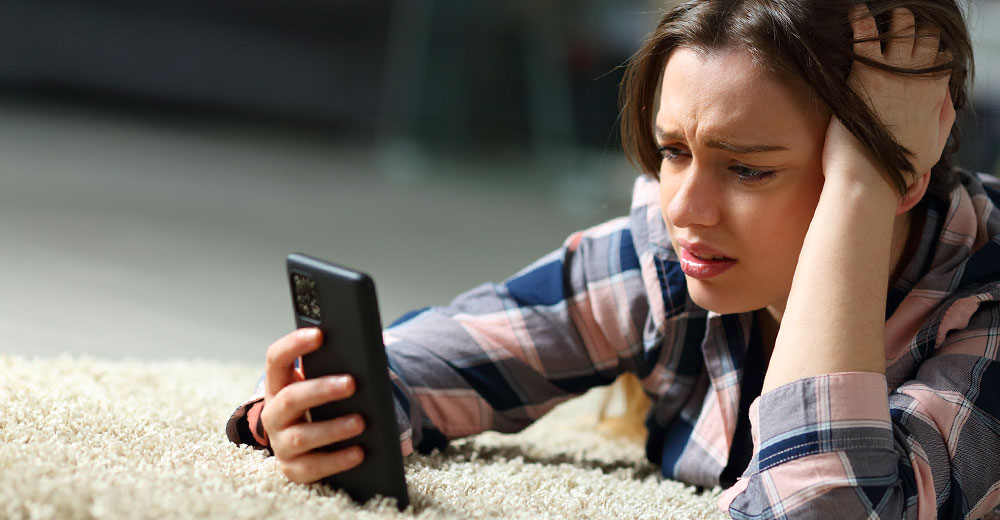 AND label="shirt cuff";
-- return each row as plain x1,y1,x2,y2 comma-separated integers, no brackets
749,372,893,472
246,399,269,447
717,372,896,514
226,397,270,451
